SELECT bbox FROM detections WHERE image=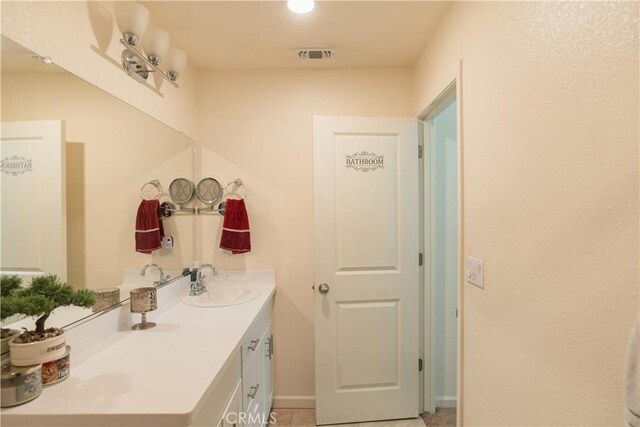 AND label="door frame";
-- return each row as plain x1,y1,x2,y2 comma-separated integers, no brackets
418,60,464,424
